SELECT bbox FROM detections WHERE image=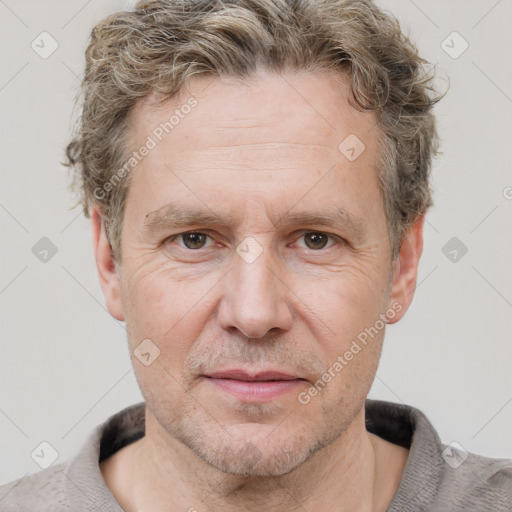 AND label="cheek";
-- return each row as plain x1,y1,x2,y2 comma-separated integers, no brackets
289,266,389,402
122,269,201,406
121,265,191,347
121,263,221,370
311,324,385,414
294,265,390,346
